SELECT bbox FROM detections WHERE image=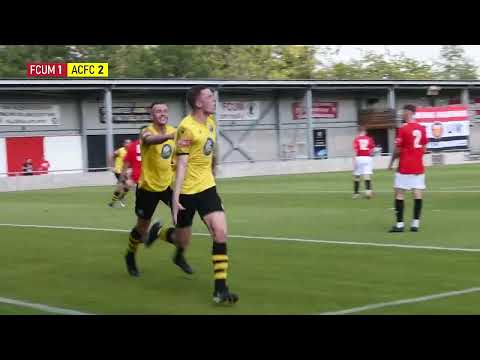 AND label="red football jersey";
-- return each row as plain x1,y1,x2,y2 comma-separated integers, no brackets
395,122,428,174
124,140,141,183
353,135,375,156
